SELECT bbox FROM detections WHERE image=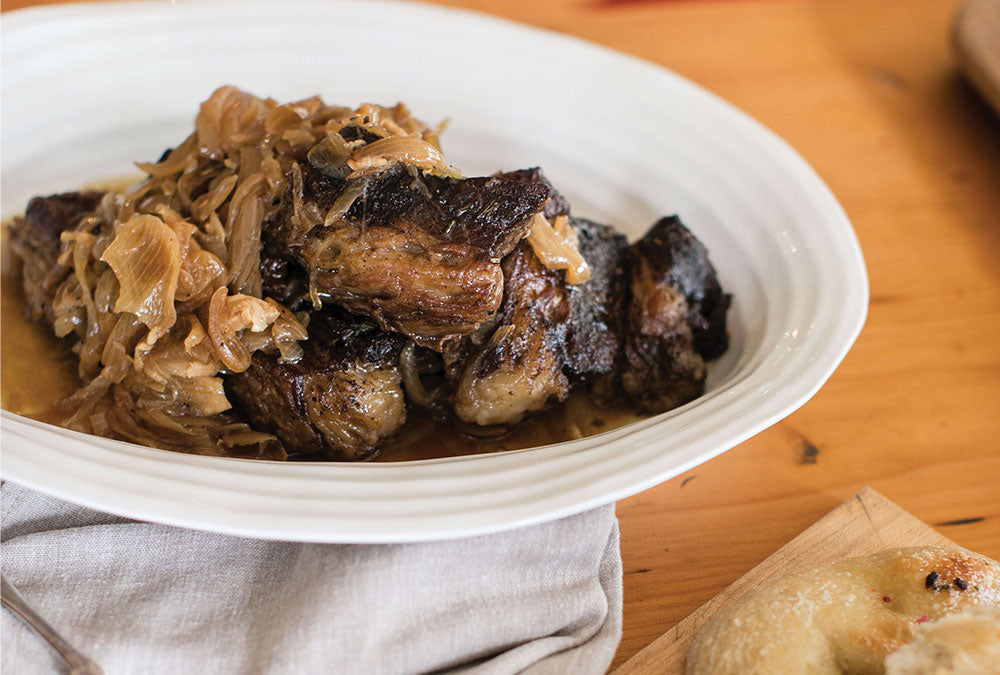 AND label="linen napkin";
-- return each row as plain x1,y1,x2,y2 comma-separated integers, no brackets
0,481,622,675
